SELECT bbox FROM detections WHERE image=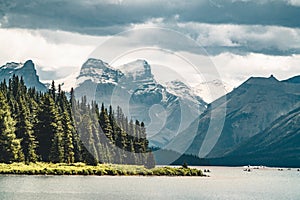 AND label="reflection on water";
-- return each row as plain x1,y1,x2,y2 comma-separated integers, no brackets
0,166,299,200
